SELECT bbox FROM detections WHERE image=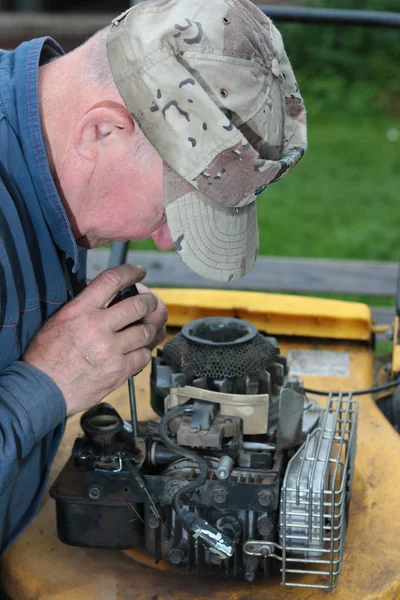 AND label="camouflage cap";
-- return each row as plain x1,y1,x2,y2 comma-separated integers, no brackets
107,0,307,281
